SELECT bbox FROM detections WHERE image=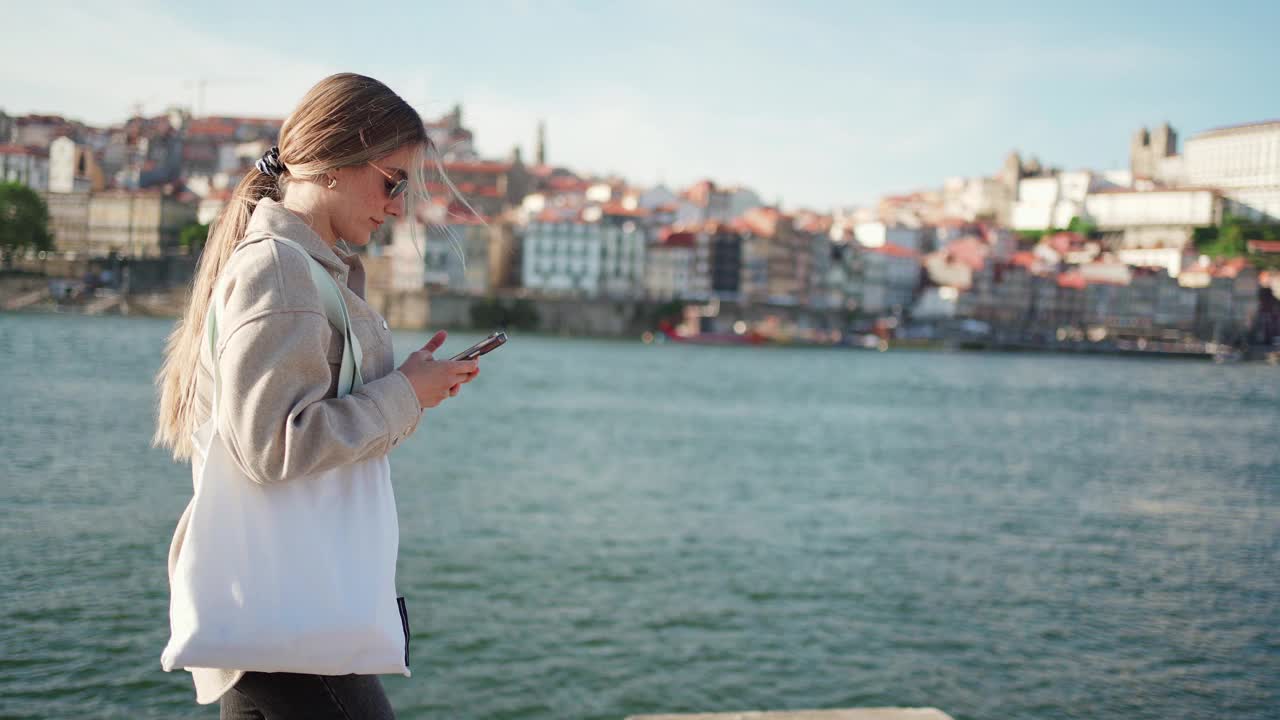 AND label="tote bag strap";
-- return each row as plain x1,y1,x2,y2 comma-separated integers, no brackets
205,237,364,428
270,237,365,395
